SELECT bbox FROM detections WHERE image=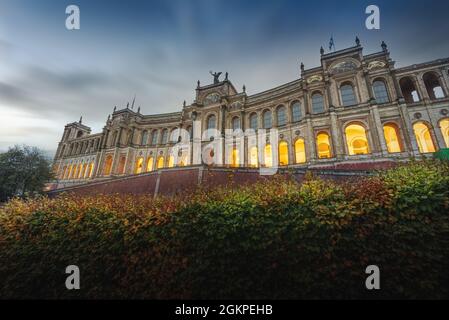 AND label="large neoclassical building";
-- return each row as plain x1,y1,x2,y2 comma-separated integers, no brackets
52,40,449,187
